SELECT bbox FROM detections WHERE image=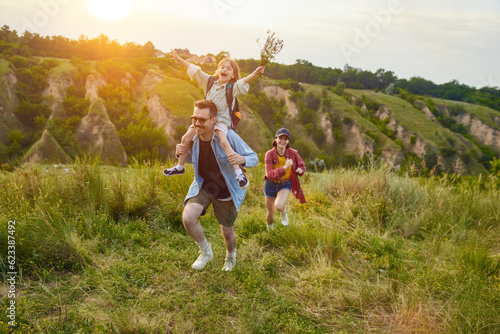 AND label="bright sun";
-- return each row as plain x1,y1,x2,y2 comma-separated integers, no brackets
87,0,132,22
